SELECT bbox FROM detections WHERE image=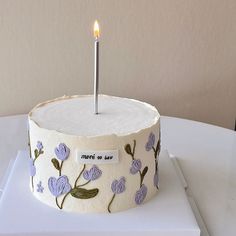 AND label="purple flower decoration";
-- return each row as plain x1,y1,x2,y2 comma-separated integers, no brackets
145,132,155,151
36,141,43,151
37,181,44,193
83,165,102,181
29,159,36,177
54,143,70,161
135,184,147,205
48,175,71,197
130,159,142,174
154,171,159,188
111,177,126,194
